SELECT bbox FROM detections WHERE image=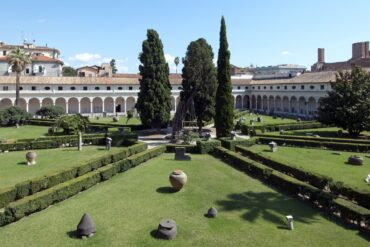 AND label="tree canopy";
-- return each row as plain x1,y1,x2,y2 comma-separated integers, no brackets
136,29,172,129
55,114,90,134
36,106,65,119
110,59,118,74
181,38,217,133
0,106,31,126
62,66,77,77
215,16,234,138
318,66,370,136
